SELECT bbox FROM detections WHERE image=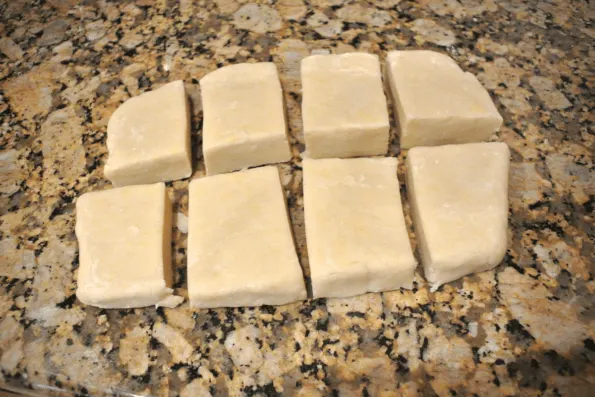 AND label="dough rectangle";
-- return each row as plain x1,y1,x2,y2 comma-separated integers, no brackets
104,80,192,186
301,53,390,159
303,157,416,298
406,142,510,288
201,63,291,175
75,183,182,308
187,166,306,308
387,50,502,149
